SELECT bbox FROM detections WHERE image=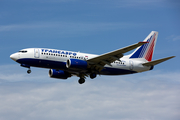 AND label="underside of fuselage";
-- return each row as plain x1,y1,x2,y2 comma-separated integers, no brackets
16,58,137,76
